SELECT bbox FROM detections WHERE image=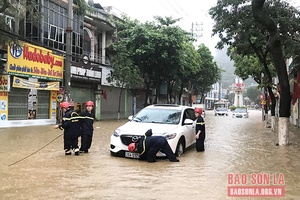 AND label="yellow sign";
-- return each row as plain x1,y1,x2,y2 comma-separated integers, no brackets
7,41,64,80
56,94,63,102
0,92,8,121
261,99,266,105
0,75,10,92
50,91,57,119
12,76,59,90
